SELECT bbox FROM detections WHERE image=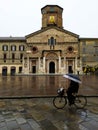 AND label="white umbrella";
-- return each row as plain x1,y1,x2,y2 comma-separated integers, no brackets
63,73,81,84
